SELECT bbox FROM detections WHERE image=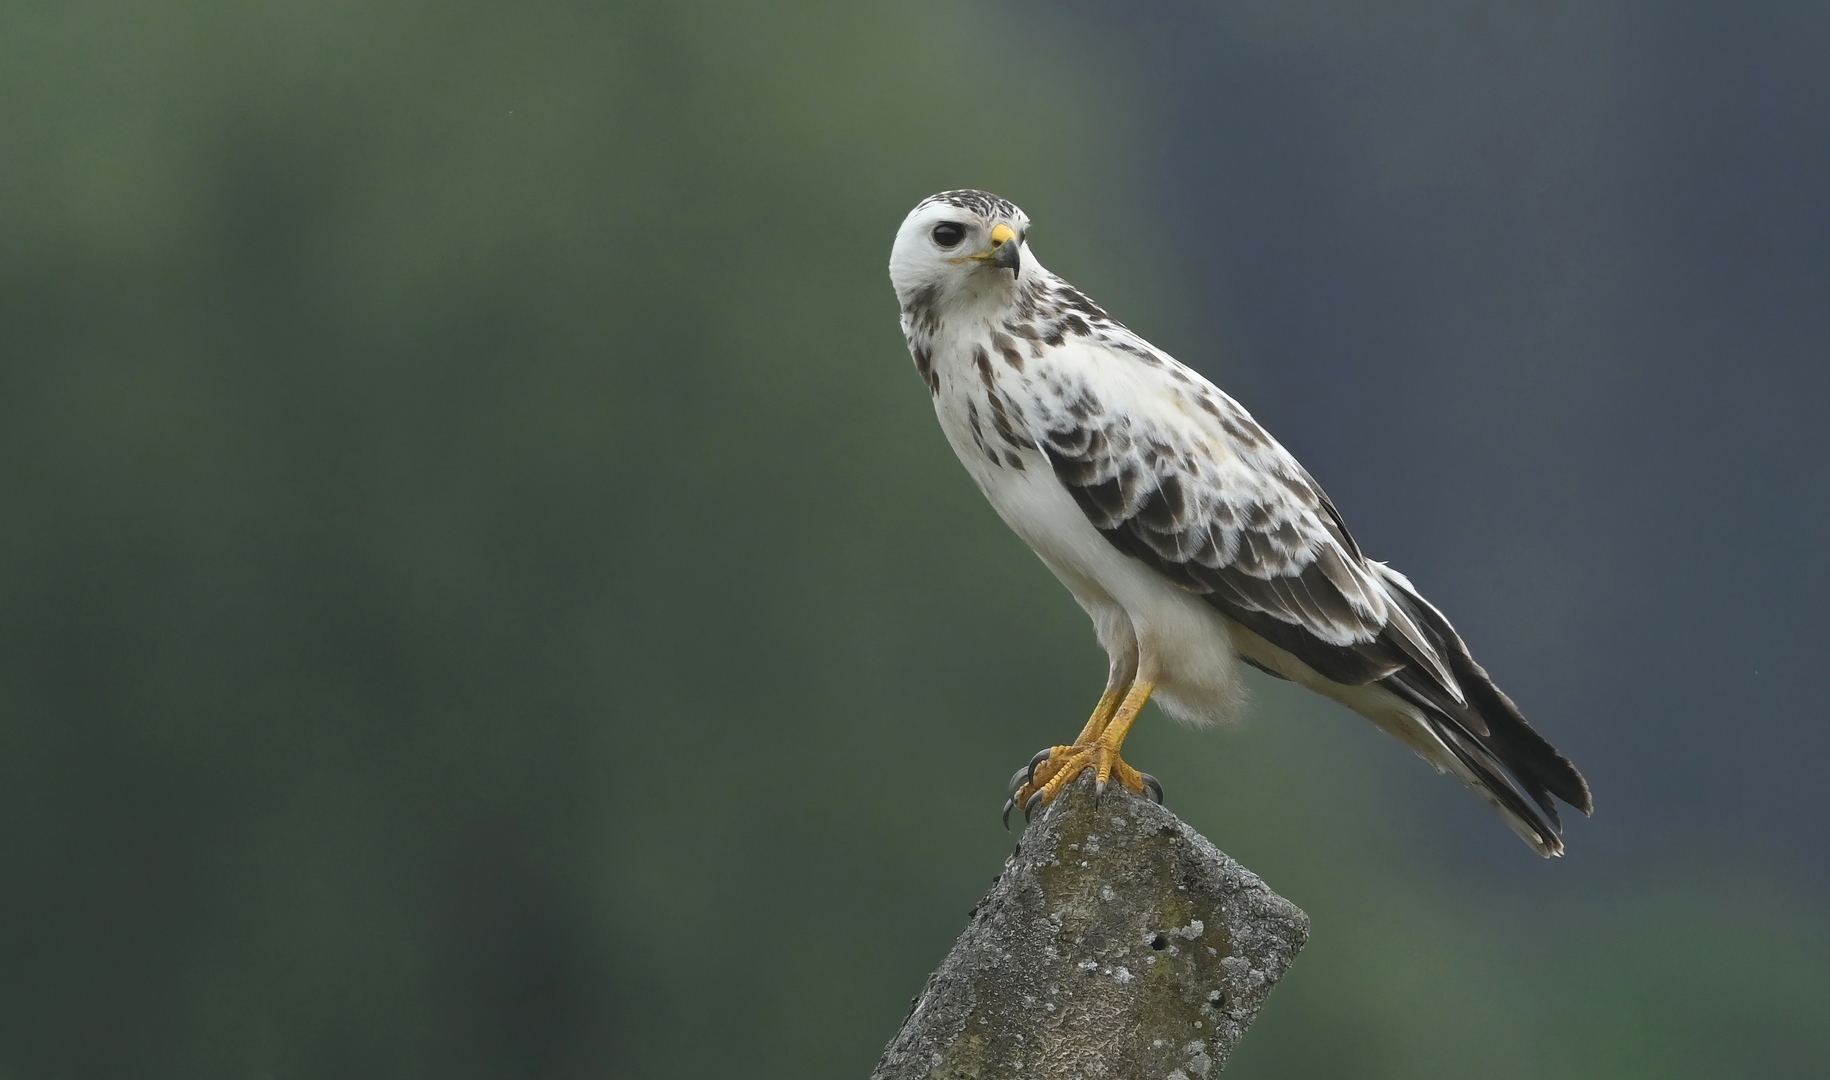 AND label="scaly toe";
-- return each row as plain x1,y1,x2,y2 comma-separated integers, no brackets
1095,748,1120,797
1008,764,1033,800
1107,756,1150,796
1007,744,1157,827
1028,745,1076,791
1031,746,1100,806
1007,745,1077,821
